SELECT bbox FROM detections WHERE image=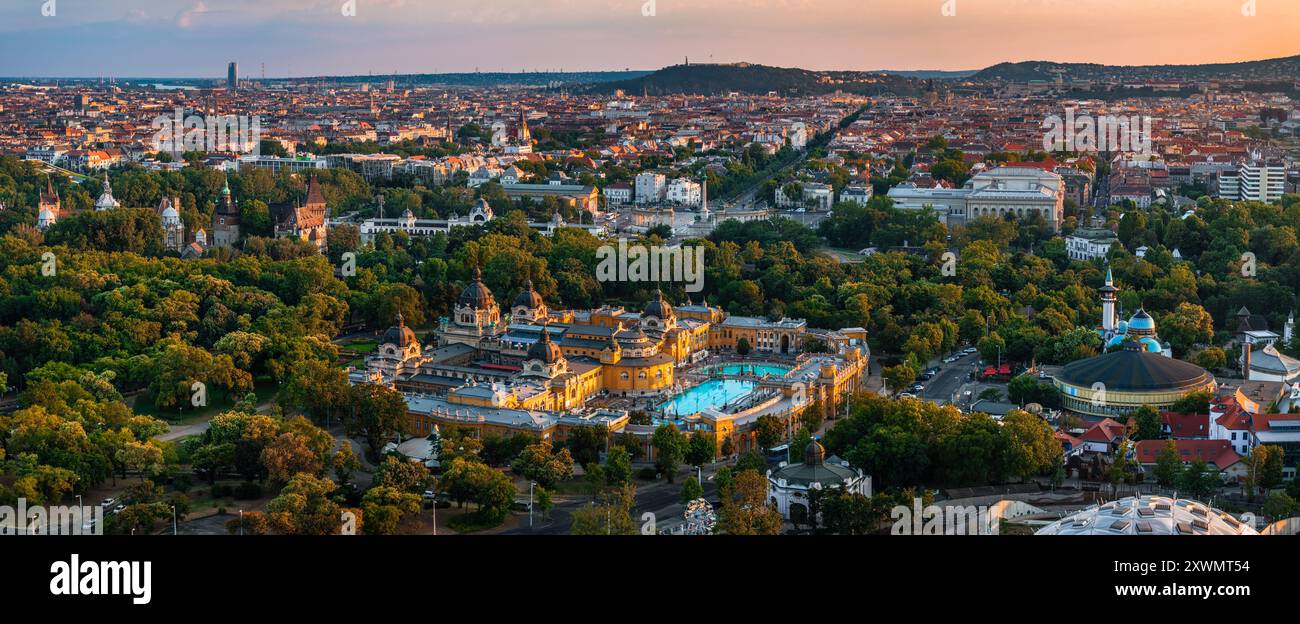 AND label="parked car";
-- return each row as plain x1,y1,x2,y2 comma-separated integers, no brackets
899,392,917,399
100,498,116,508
